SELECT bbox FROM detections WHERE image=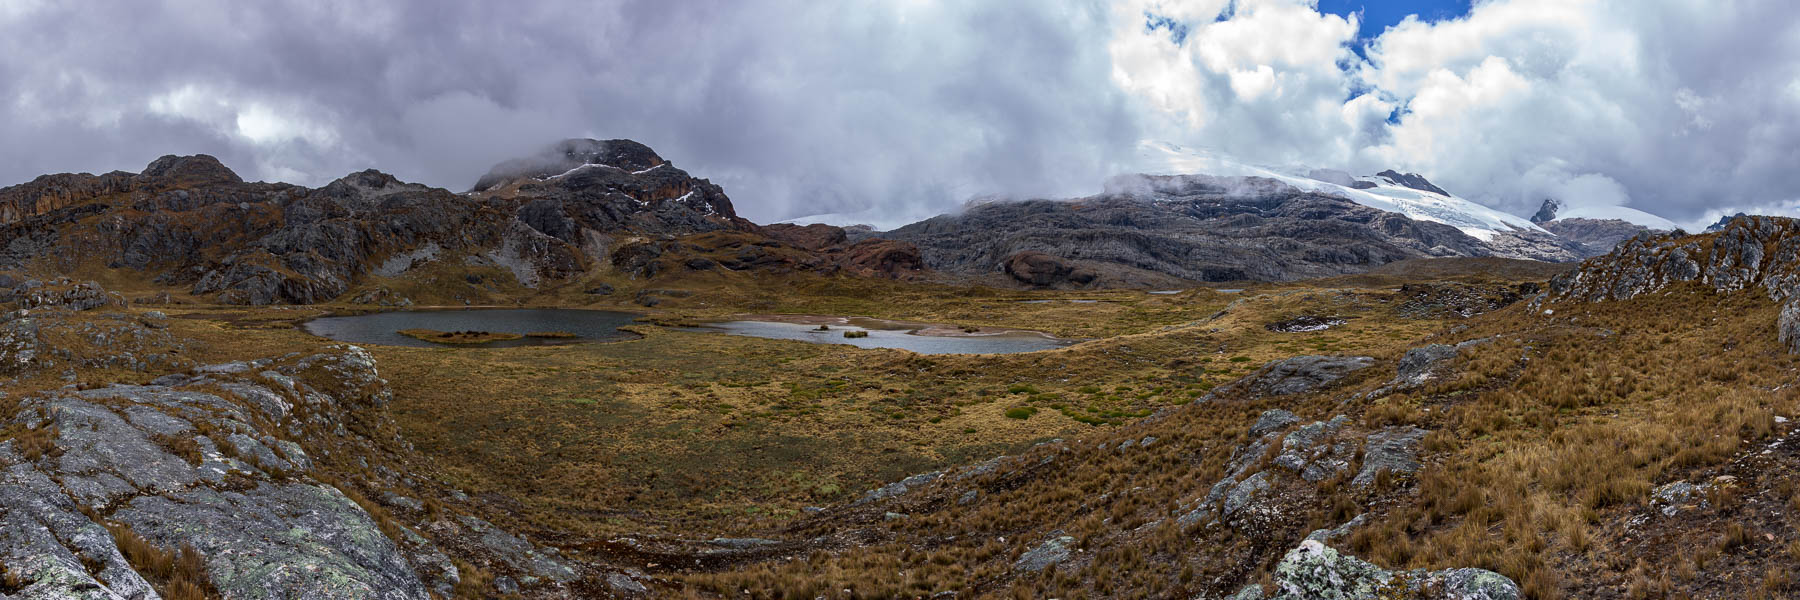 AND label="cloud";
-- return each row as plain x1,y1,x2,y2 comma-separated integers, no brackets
1108,0,1800,229
0,0,1795,231
0,0,1140,227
